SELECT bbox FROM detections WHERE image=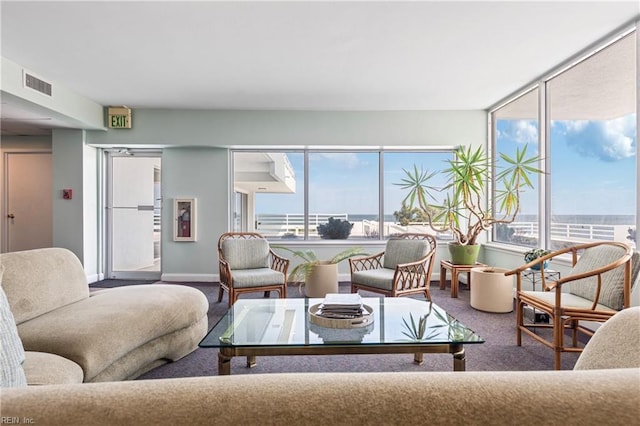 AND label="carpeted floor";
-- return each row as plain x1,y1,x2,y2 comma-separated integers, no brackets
88,280,583,378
